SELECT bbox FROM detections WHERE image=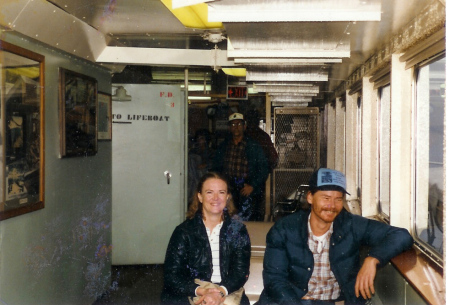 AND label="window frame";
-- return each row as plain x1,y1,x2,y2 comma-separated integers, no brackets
411,52,445,267
377,84,391,222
